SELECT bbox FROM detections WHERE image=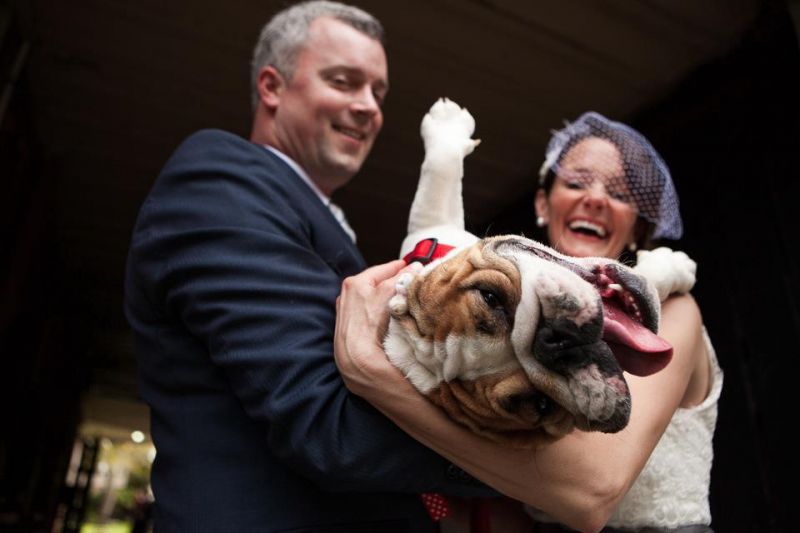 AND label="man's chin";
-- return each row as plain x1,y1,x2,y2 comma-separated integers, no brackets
325,154,368,179
314,162,362,192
